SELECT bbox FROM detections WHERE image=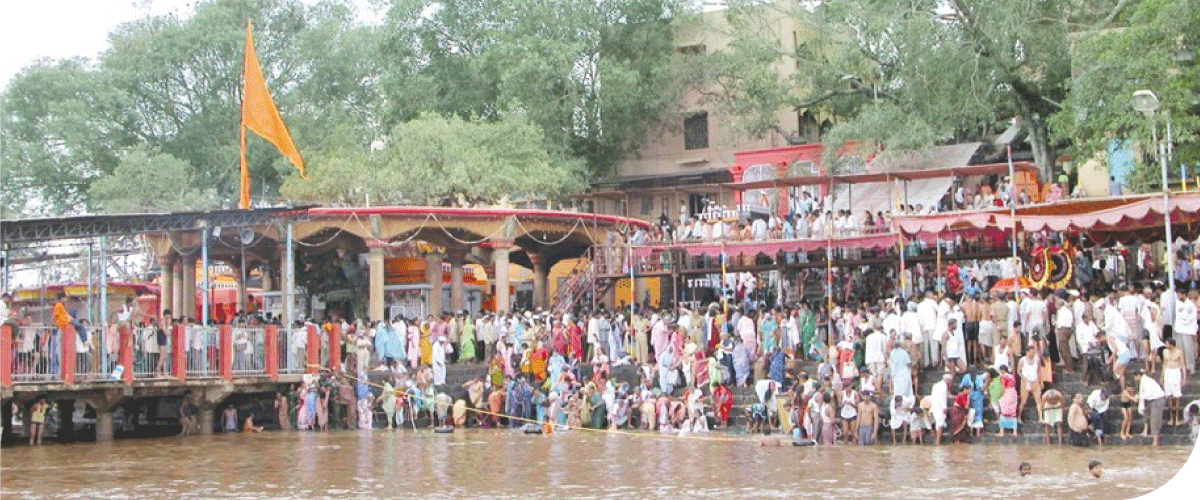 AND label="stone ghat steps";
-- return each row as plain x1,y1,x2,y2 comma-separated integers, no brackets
406,361,1198,437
